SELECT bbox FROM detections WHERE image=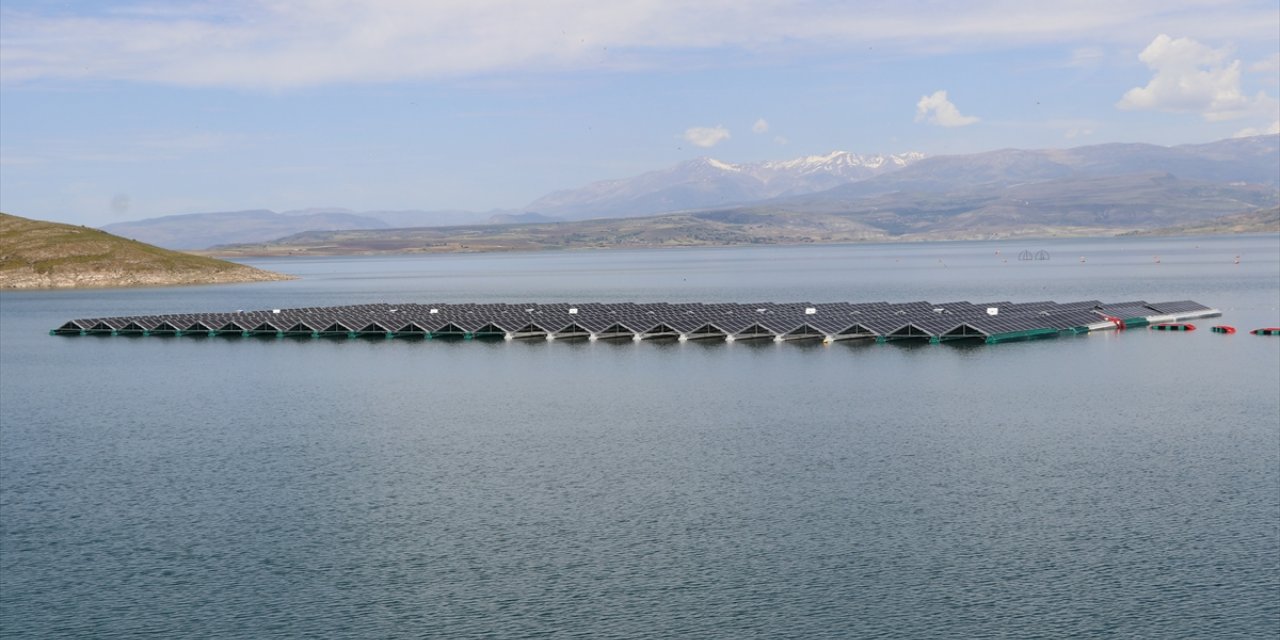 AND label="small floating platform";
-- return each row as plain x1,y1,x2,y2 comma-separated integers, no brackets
1252,327,1280,336
1211,325,1236,334
1150,323,1196,331
50,299,1220,346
